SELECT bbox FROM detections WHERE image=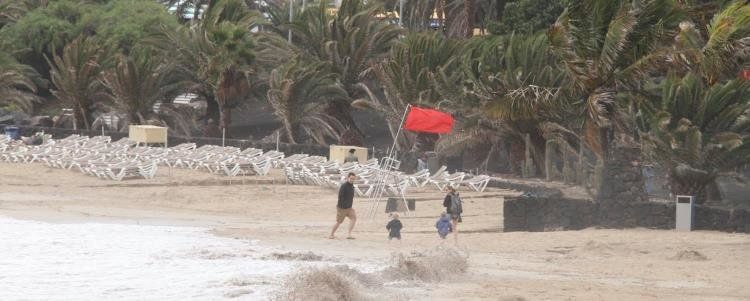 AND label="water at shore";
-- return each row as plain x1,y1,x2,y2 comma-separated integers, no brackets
0,216,294,300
